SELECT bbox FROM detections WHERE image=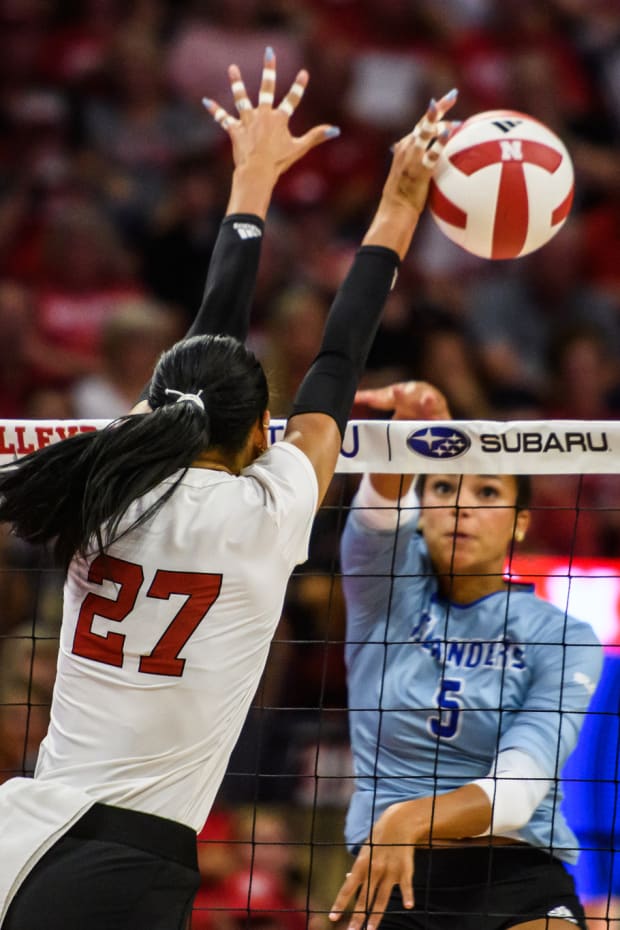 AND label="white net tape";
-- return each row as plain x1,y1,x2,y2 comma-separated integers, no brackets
0,418,619,474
